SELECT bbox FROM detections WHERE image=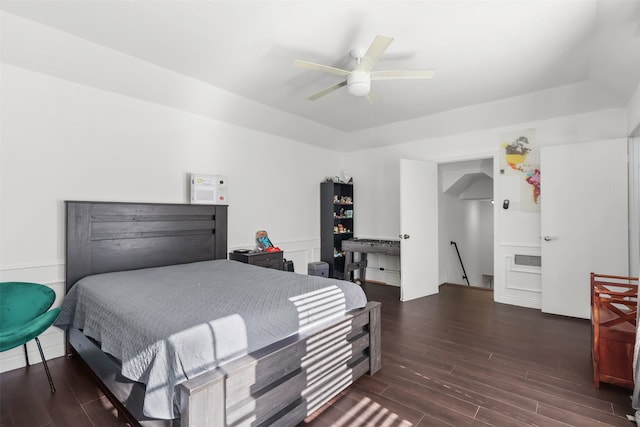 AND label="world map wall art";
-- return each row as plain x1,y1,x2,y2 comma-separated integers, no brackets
500,128,540,212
